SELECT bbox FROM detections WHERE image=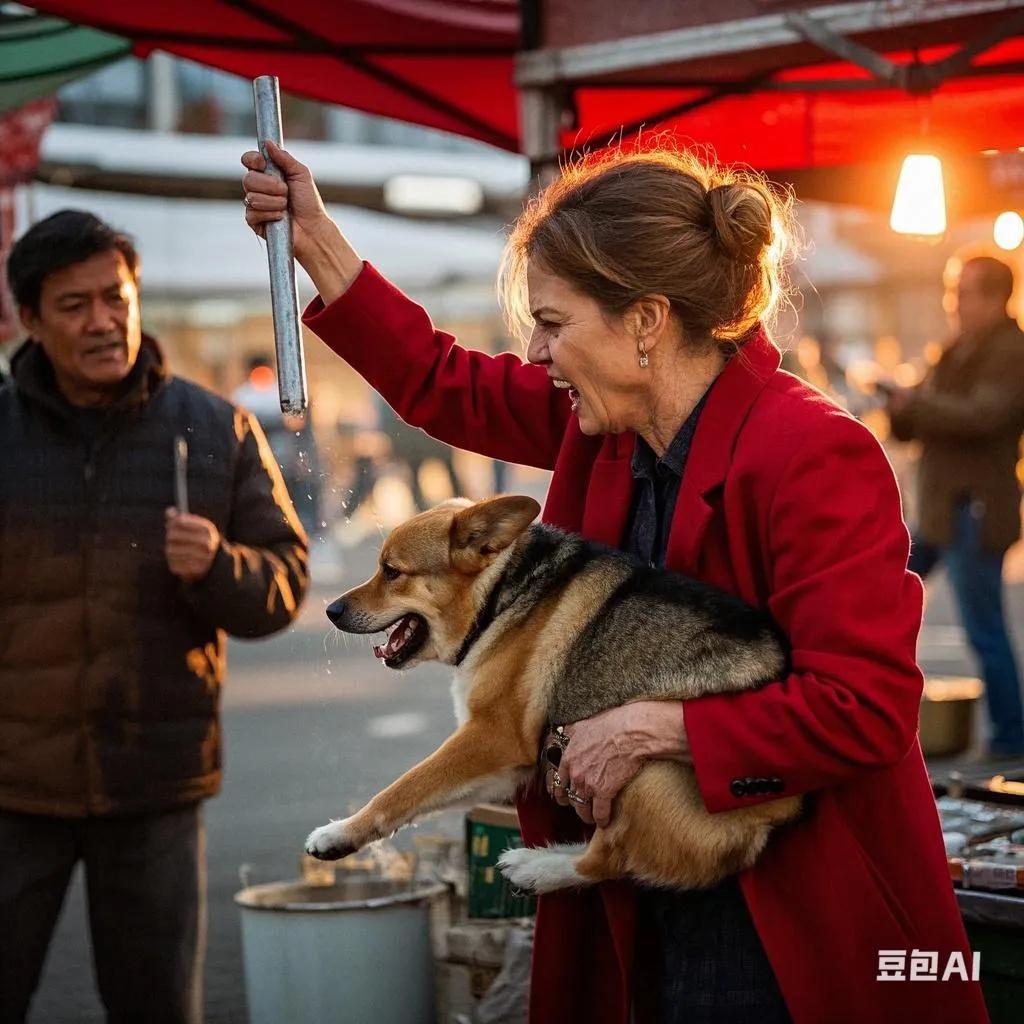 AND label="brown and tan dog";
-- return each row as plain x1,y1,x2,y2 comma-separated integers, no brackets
307,496,800,893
